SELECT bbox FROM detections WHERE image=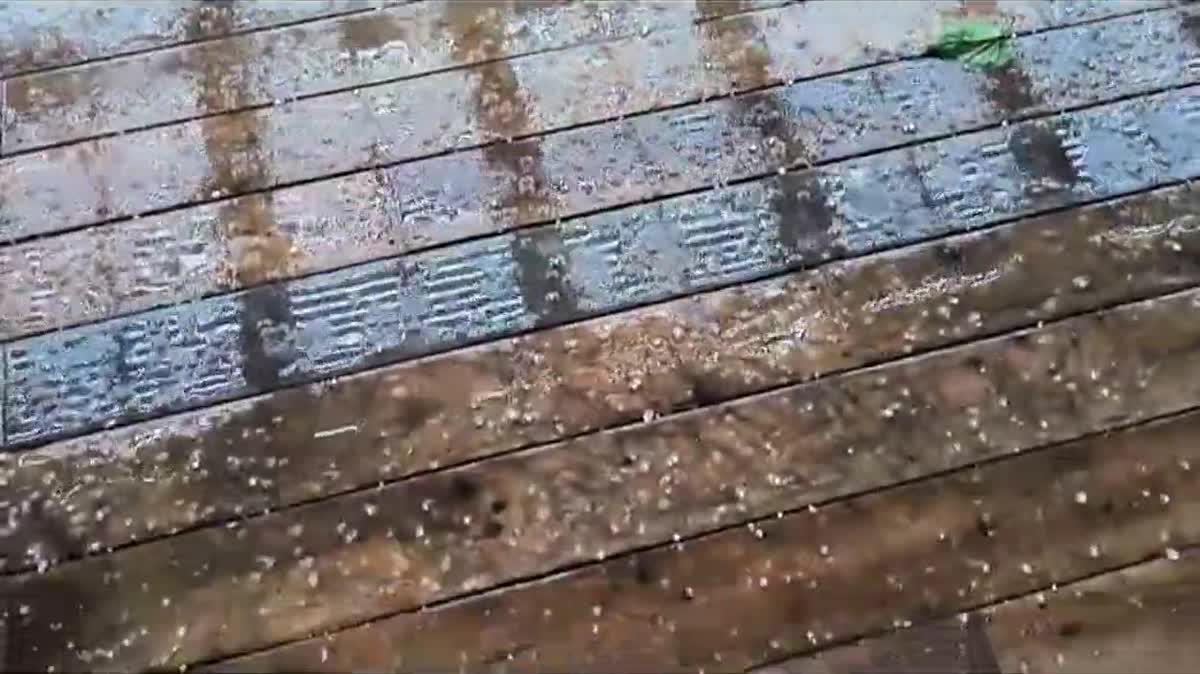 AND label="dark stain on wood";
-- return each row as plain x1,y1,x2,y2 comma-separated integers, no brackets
1181,11,1200,48
446,2,556,224
236,284,296,391
185,3,295,287
185,4,297,389
445,2,567,322
336,11,409,57
511,227,580,323
697,1,827,260
1007,121,1079,195
985,64,1042,117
